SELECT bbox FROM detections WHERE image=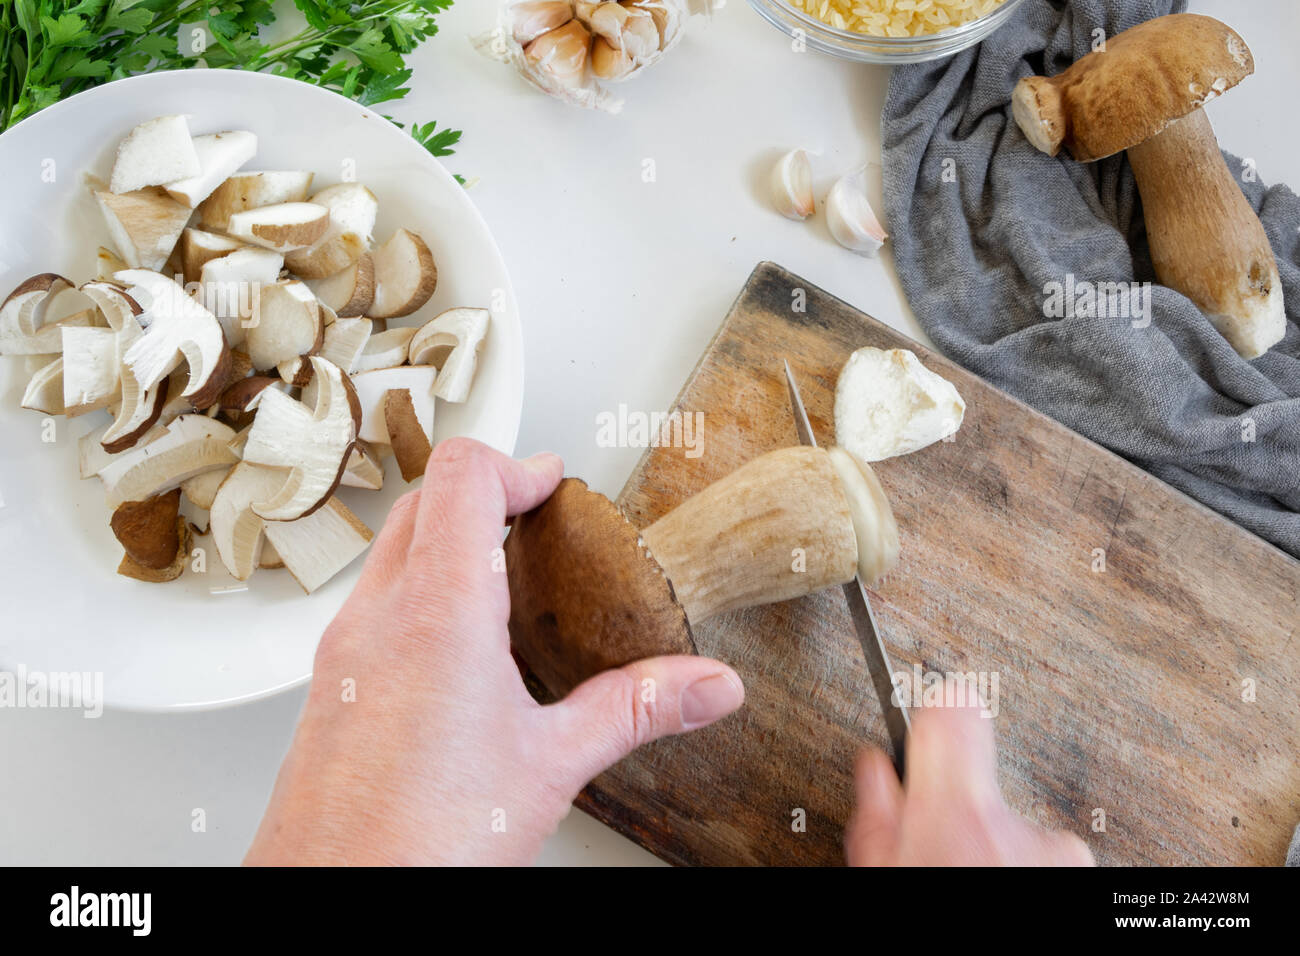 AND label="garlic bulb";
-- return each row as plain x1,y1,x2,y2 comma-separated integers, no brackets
771,149,815,221
475,0,692,112
826,165,889,256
